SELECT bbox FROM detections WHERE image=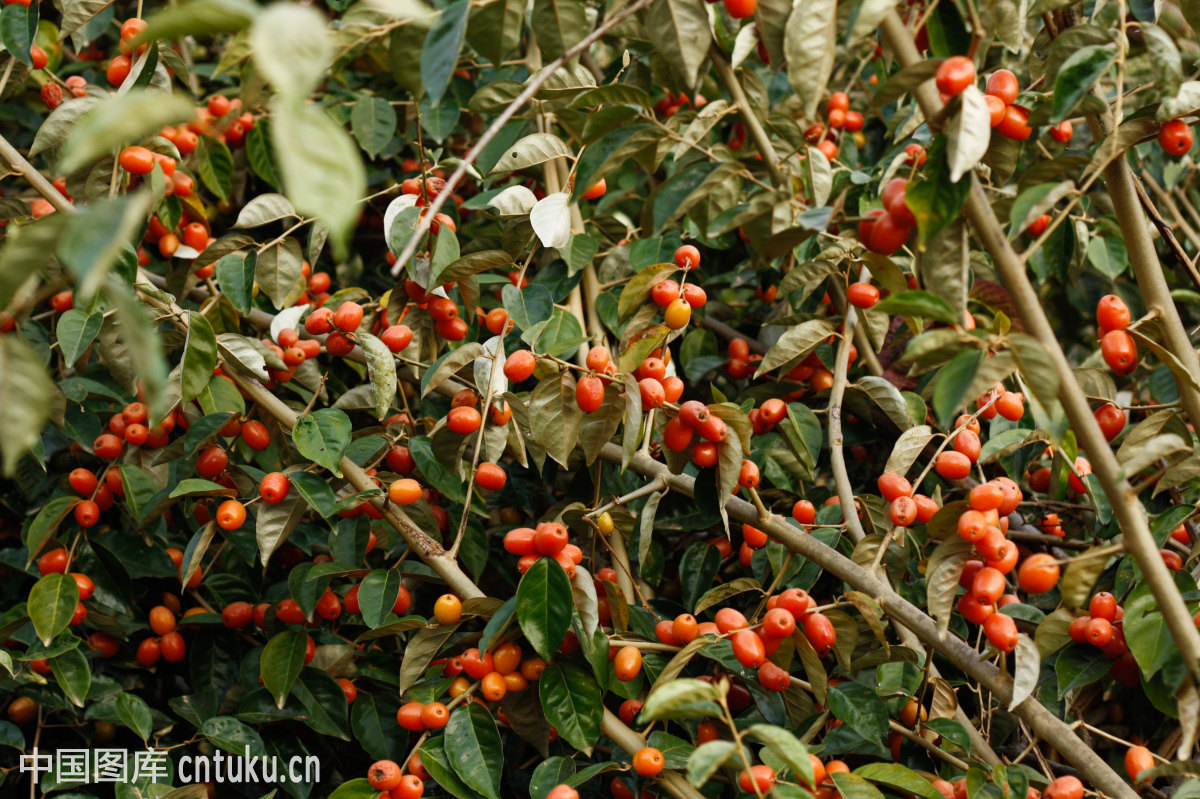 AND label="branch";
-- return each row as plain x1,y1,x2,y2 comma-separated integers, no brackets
828,307,868,543
389,0,656,275
600,710,706,799
1136,175,1200,292
710,48,786,187
1085,116,1200,426
828,276,885,377
596,440,1137,799
877,10,1200,692
698,316,768,354
0,135,75,215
